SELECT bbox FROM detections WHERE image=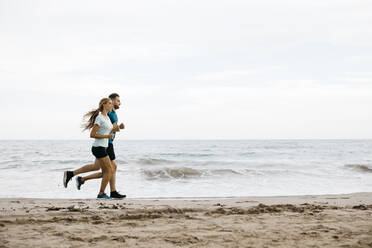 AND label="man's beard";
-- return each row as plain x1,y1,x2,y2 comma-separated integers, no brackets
113,104,120,110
